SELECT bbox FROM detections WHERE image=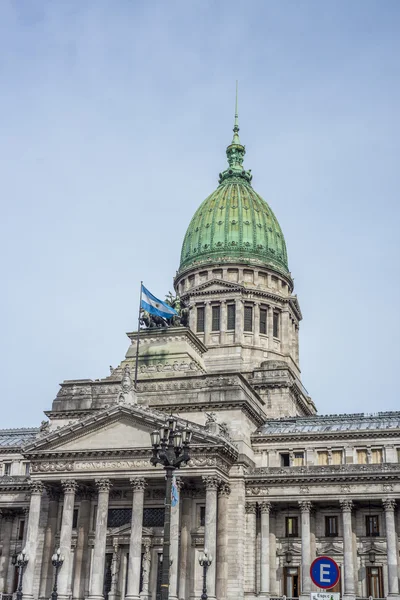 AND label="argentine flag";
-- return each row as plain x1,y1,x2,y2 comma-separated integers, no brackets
141,285,178,320
171,473,179,508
